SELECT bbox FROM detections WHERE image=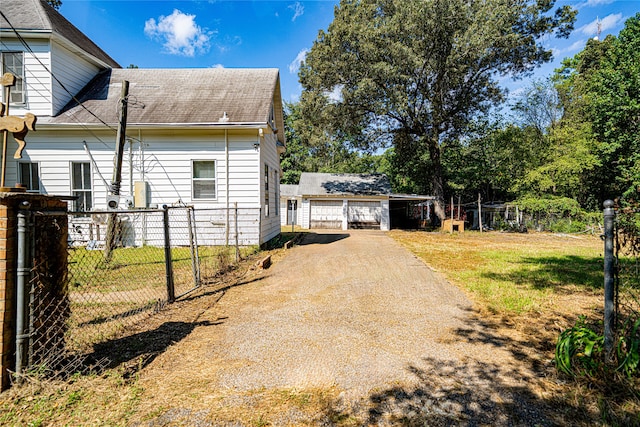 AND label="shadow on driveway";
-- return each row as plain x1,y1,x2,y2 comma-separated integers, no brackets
296,232,350,245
